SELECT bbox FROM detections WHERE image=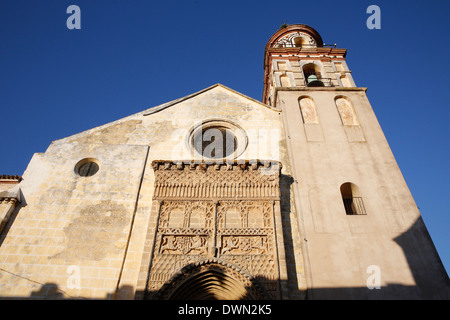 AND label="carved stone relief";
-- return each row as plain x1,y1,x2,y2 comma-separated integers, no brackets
160,235,208,255
221,236,268,255
145,160,284,300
